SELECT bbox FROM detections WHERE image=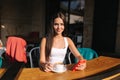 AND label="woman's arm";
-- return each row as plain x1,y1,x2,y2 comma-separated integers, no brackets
67,37,84,61
40,37,46,64
39,37,47,70
67,37,86,70
39,37,53,72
